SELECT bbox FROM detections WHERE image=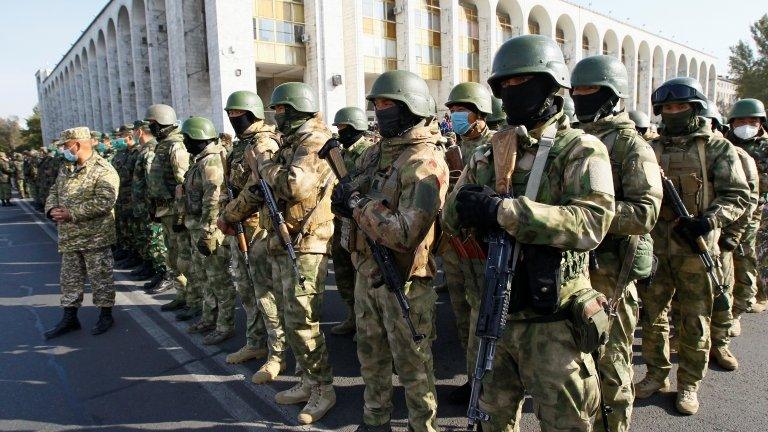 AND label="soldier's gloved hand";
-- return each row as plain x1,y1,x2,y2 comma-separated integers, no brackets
196,236,217,257
217,217,236,236
172,223,187,233
718,235,738,252
455,184,502,231
331,182,357,218
675,216,714,239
